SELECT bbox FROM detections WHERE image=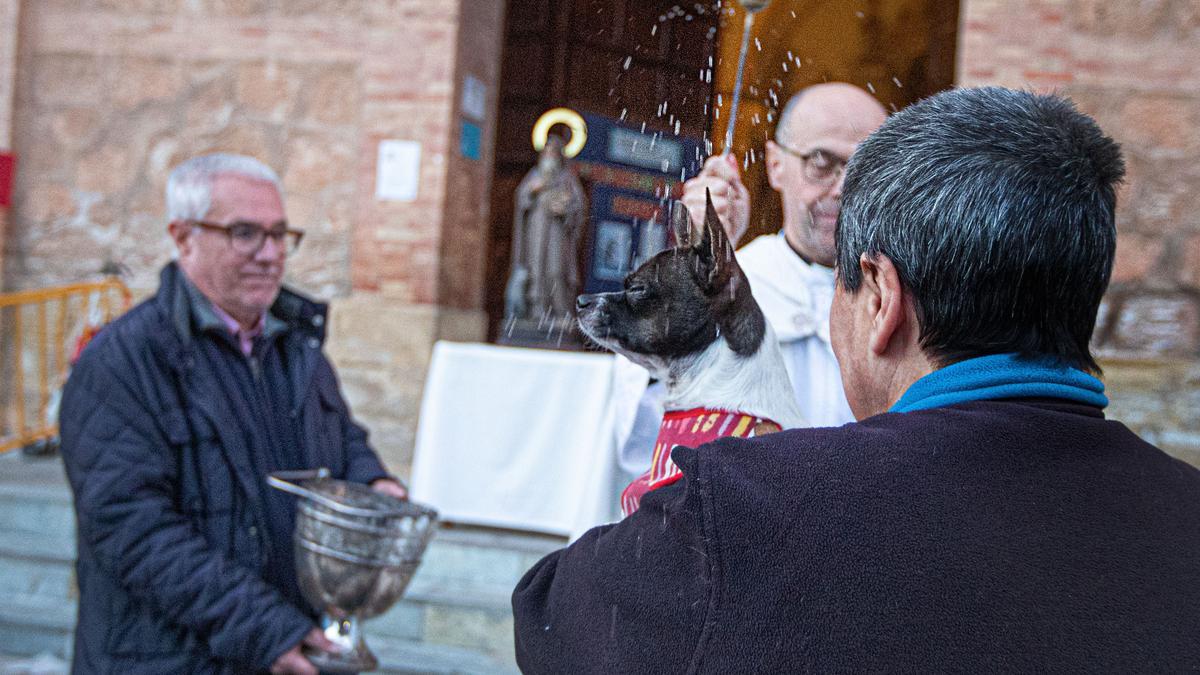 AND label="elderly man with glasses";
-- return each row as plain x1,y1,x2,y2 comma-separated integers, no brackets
680,82,887,426
59,153,405,675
